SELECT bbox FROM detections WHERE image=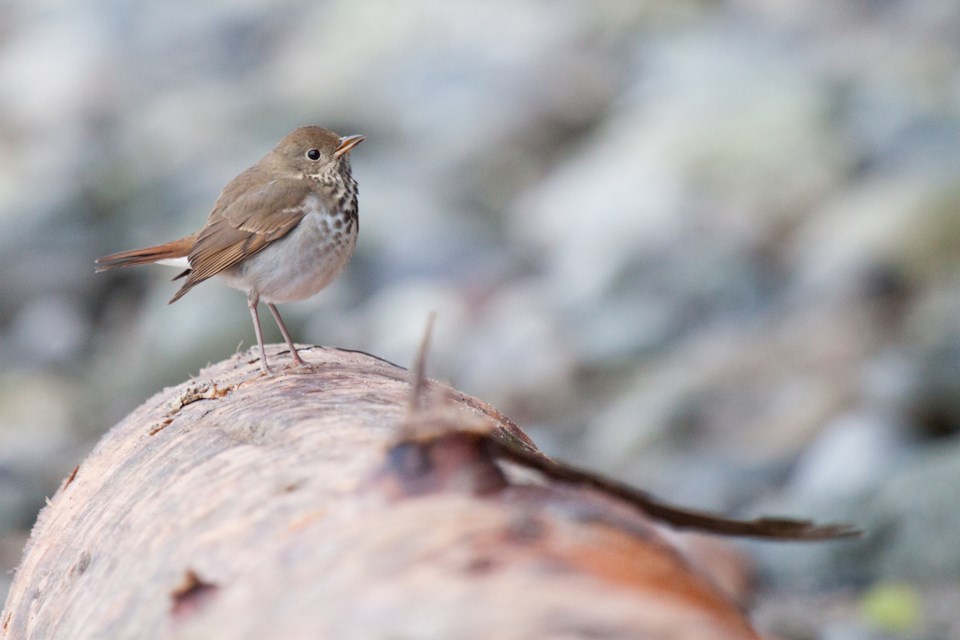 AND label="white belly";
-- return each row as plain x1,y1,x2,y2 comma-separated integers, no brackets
220,205,357,304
